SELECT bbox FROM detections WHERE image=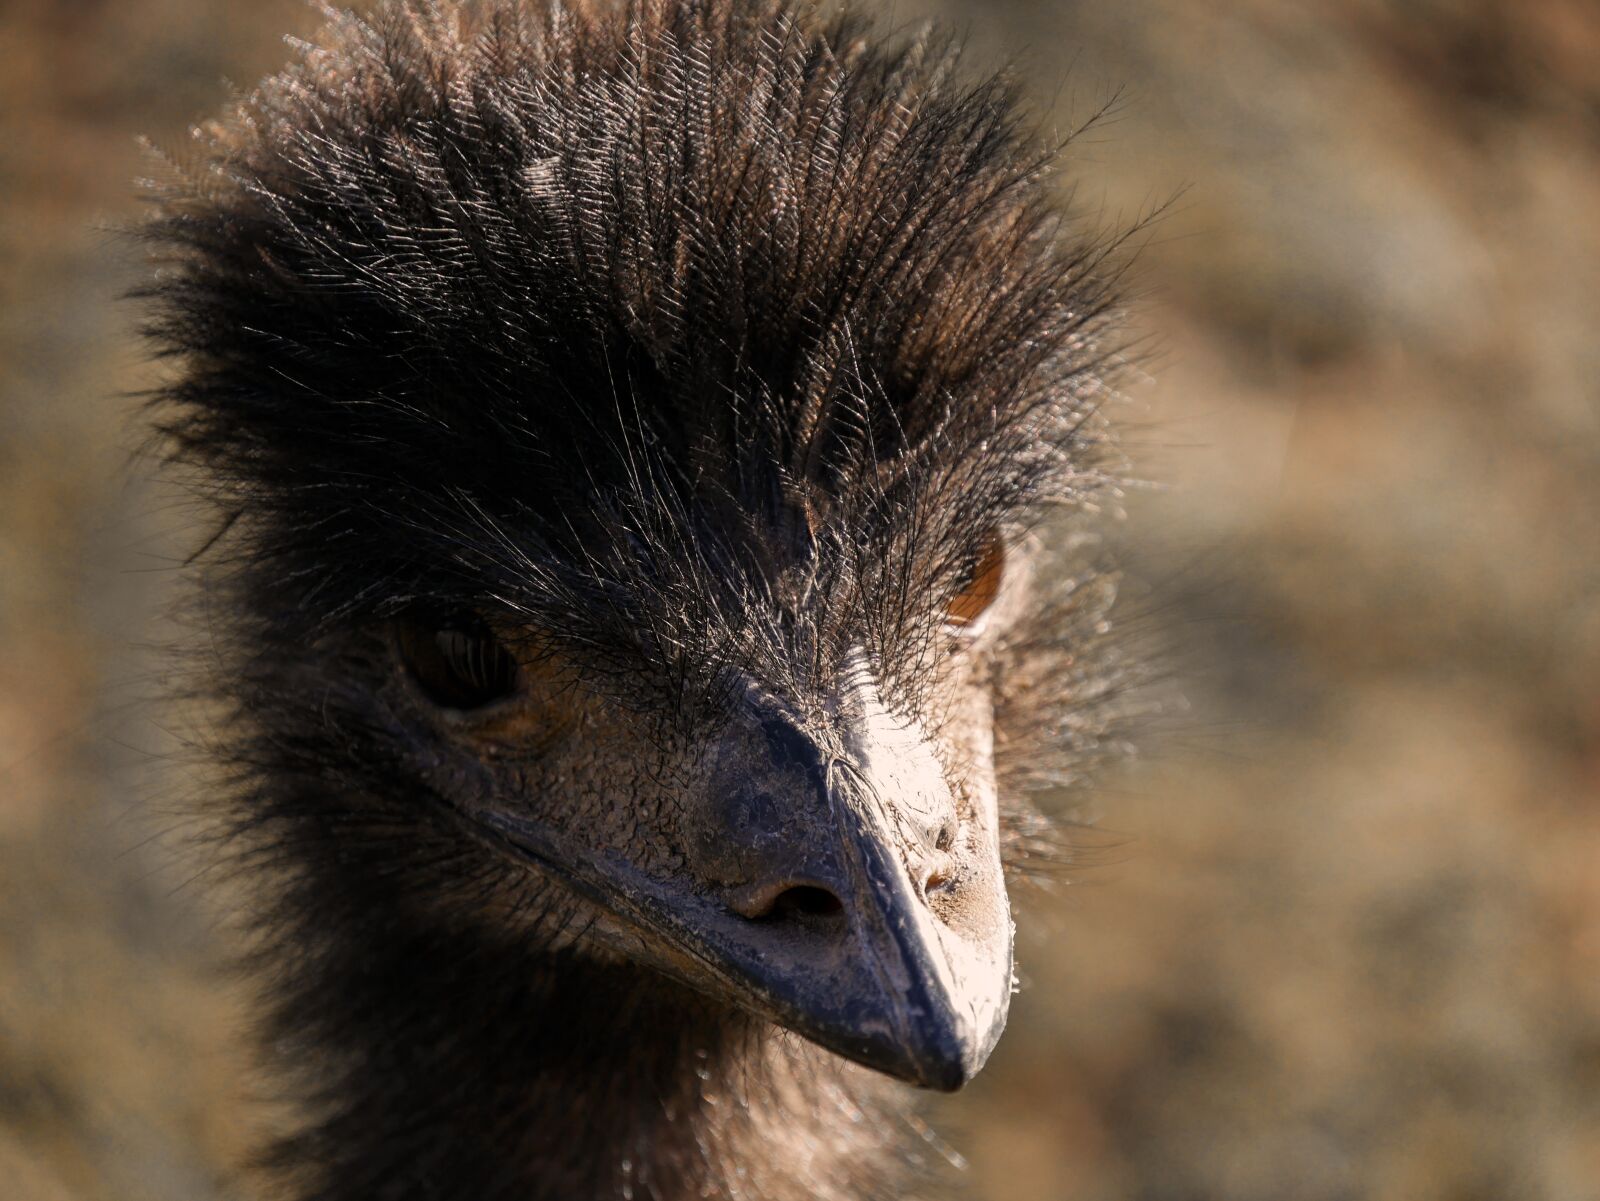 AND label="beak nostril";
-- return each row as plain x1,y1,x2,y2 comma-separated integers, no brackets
726,880,846,921
772,885,844,920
